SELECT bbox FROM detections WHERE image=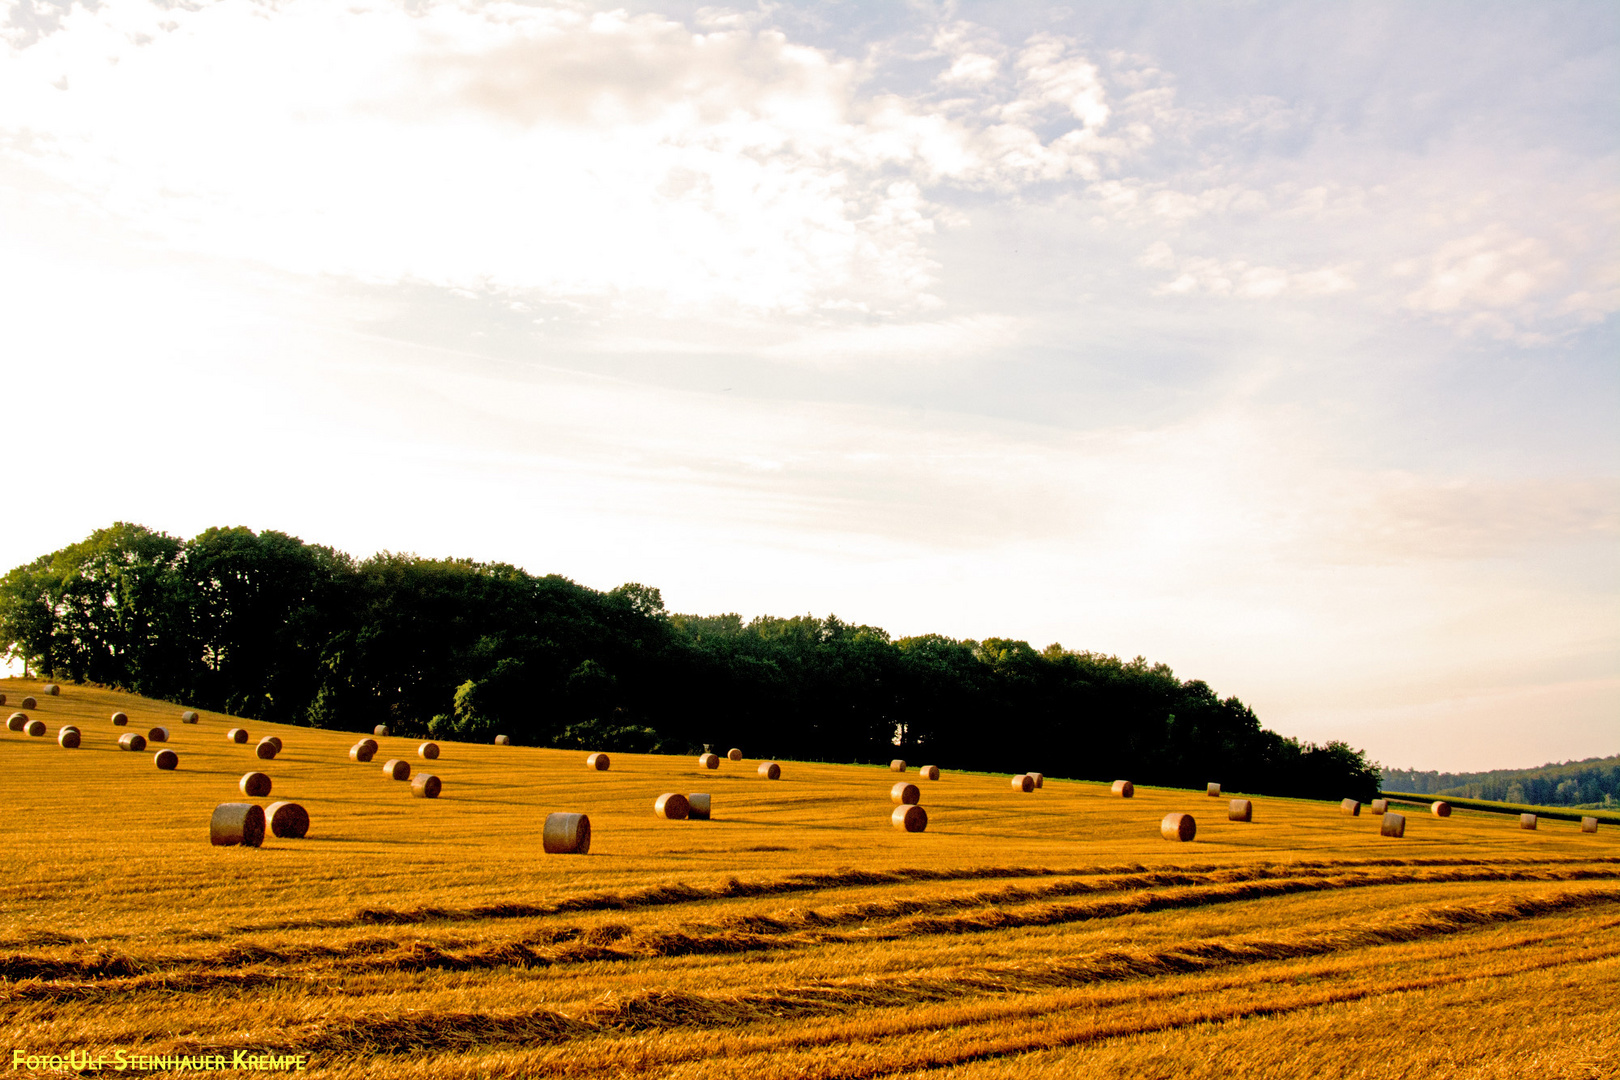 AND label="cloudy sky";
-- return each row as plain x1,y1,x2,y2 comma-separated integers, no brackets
1,0,1614,771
